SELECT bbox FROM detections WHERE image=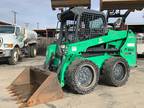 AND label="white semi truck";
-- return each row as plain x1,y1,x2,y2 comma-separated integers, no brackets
0,25,37,65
